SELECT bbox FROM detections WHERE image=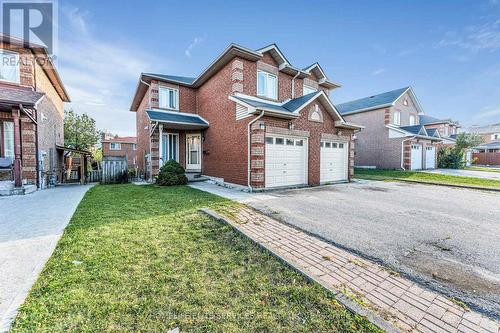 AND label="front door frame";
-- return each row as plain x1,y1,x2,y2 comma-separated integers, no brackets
161,132,180,166
185,133,202,171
